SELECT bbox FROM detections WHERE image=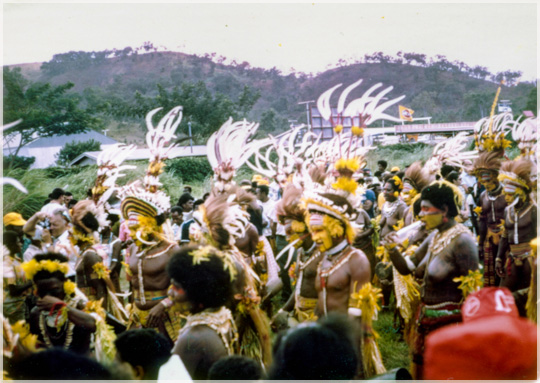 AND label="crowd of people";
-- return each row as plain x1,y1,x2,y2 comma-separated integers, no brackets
2,83,537,380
